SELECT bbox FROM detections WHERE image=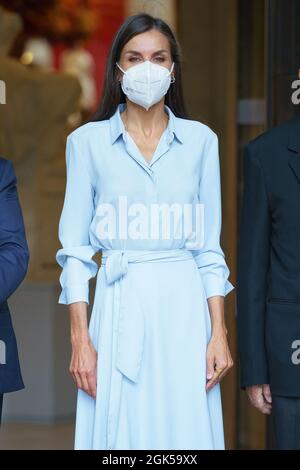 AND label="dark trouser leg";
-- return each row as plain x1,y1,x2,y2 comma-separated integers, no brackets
271,395,300,450
0,394,3,426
